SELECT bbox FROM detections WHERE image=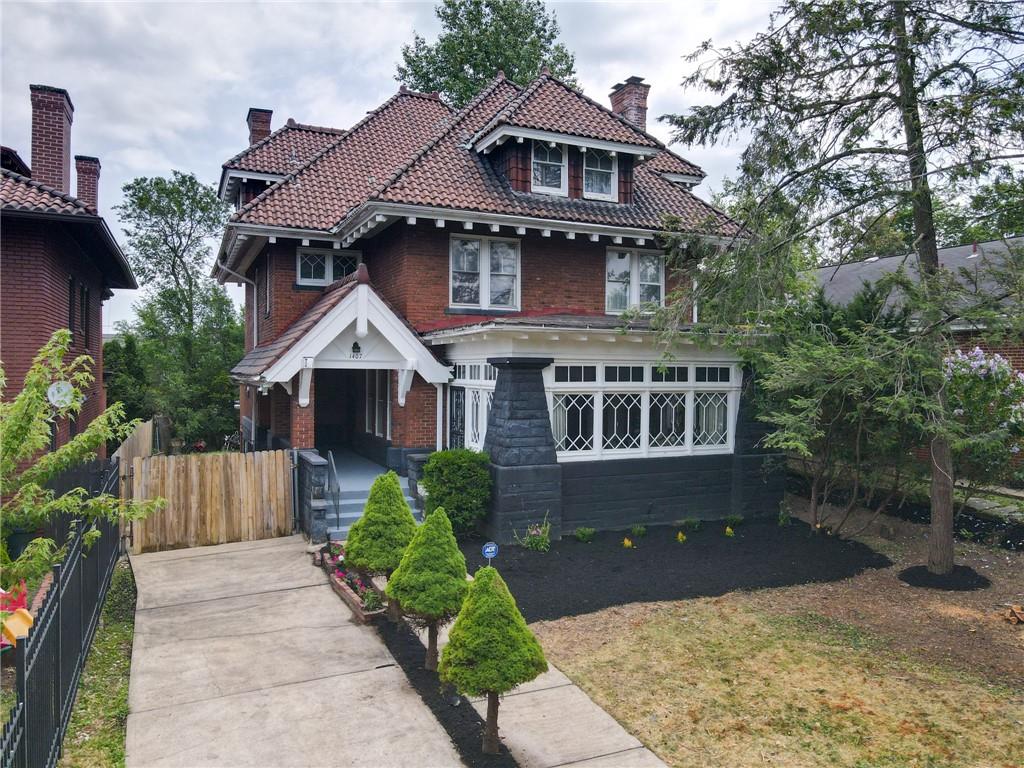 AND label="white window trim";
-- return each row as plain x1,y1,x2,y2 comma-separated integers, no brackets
531,140,568,197
296,247,362,287
448,235,522,311
545,361,739,462
450,360,498,452
582,148,618,202
605,248,666,315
